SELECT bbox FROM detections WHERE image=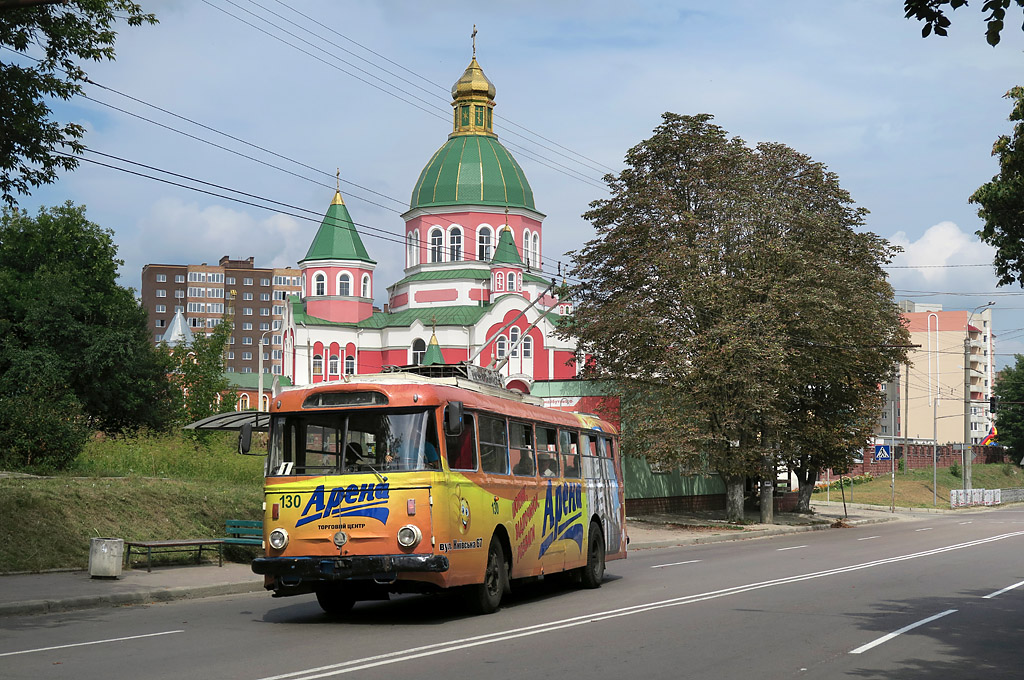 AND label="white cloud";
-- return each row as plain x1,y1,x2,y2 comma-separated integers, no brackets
889,221,998,289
